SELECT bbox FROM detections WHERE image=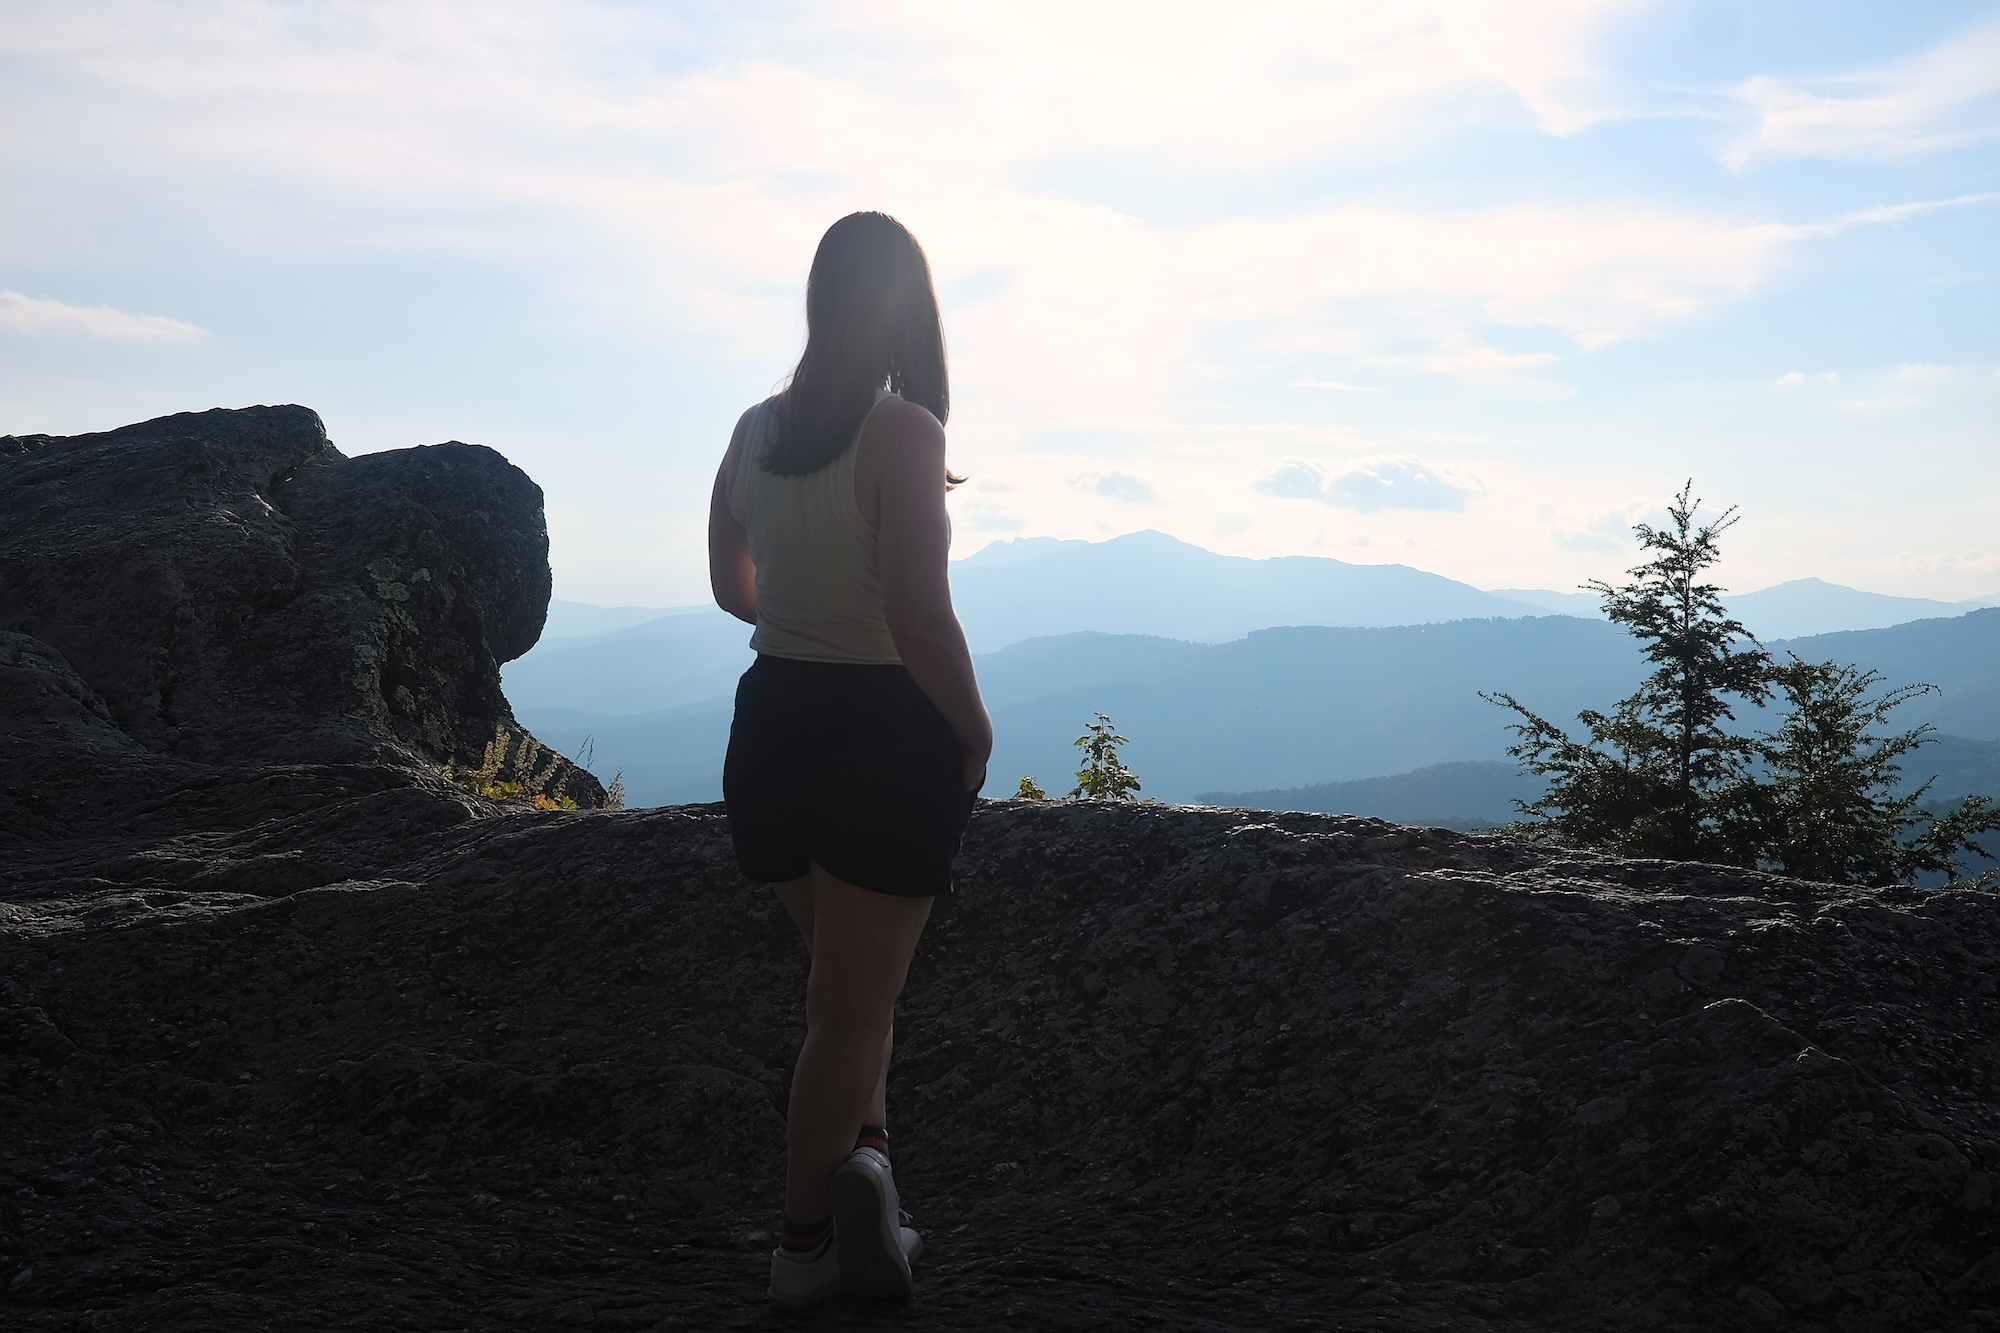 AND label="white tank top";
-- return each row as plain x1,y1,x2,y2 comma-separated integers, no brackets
728,389,903,664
